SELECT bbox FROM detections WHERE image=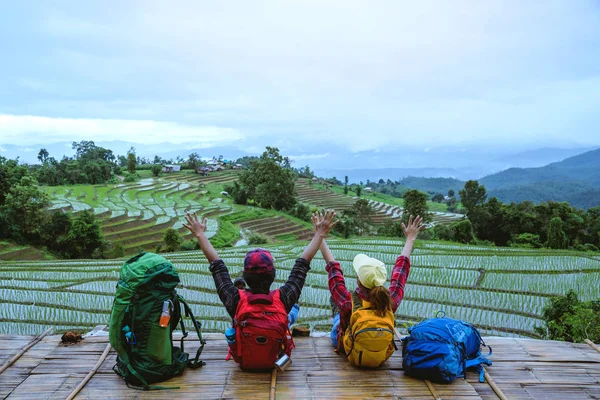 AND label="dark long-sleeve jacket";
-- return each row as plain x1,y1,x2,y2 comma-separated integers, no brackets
209,258,311,318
